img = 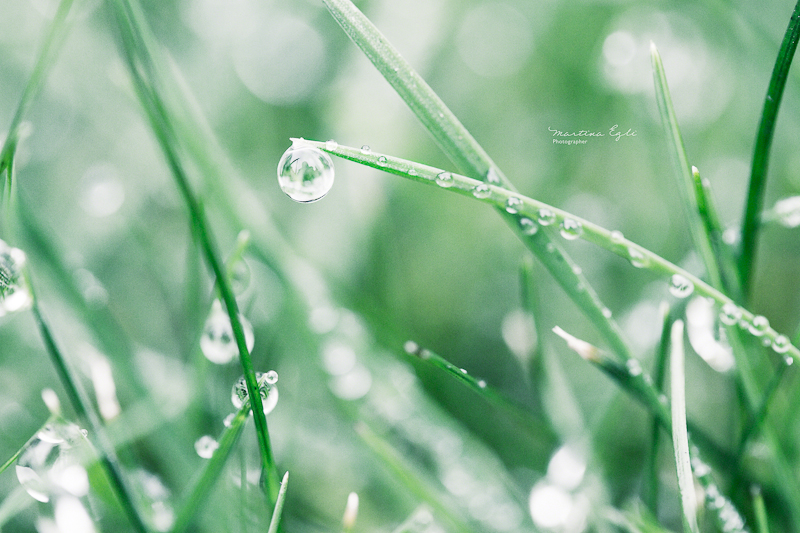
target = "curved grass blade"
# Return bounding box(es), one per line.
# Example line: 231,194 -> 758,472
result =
321,0 -> 634,363
669,320 -> 699,533
109,0 -> 279,502
739,0 -> 800,296
650,43 -> 723,292
267,471 -> 289,533
304,139 -> 800,362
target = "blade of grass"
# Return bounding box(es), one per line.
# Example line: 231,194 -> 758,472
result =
669,320 -> 699,533
304,139 -> 800,362
109,0 -> 279,502
650,43 -> 723,293
321,0 -> 634,363
267,471 -> 289,533
739,0 -> 800,297
752,486 -> 770,533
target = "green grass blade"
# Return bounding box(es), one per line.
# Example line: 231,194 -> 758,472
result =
109,0 -> 279,501
650,43 -> 723,292
267,471 -> 289,533
669,320 -> 699,533
753,486 -> 770,533
645,303 -> 672,514
170,406 -> 250,533
739,0 -> 800,296
321,0 -> 633,363
306,139 -> 800,362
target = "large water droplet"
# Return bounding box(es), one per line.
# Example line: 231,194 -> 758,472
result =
231,372 -> 279,414
472,183 -> 491,199
771,196 -> 800,228
669,274 -> 694,298
194,436 -> 219,459
0,240 -> 32,316
772,335 -> 791,354
199,300 -> 255,364
719,302 -> 742,326
559,219 -> 582,240
505,197 -> 522,214
436,172 -> 454,188
537,208 -> 556,226
518,217 -> 538,235
627,247 -> 648,268
749,316 -> 770,337
276,141 -> 334,203
16,421 -> 88,503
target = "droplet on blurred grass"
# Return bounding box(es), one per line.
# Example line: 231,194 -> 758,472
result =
231,372 -> 279,414
194,435 -> 219,459
200,300 -> 255,364
669,274 -> 694,298
537,208 -> 556,226
0,239 -> 32,316
559,219 -> 582,240
277,141 -> 335,203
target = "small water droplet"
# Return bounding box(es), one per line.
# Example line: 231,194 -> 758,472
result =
719,302 -> 742,326
749,315 -> 770,337
408,167 -> 417,176
602,307 -> 612,318
771,335 -> 790,354
264,370 -> 279,385
625,358 -> 642,376
360,145 -> 371,154
231,372 -> 279,414
537,208 -> 556,226
669,274 -> 694,298
277,142 -> 335,203
472,183 -> 491,199
505,197 -> 522,214
572,265 -> 582,275
194,435 -> 219,459
459,368 -> 468,374
403,340 -> 420,354
771,196 -> 800,228
477,380 -> 487,388
627,248 -> 648,268
559,219 -> 582,240
377,155 -> 388,167
325,139 -> 338,151
436,172 -> 454,188
610,230 -> 624,243
785,356 -> 794,366
0,240 -> 32,315
200,300 -> 255,364
16,421 -> 87,503
486,168 -> 501,184
223,413 -> 235,427
518,217 -> 538,235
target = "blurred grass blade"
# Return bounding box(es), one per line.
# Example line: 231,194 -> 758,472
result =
645,302 -> 672,514
267,471 -> 289,533
321,0 -> 634,363
753,486 -> 770,533
170,406 -> 249,533
669,320 -> 699,533
740,0 -> 800,296
650,43 -> 722,291
110,0 -> 279,501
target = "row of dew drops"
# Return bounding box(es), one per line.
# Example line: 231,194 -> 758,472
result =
275,143 -> 795,359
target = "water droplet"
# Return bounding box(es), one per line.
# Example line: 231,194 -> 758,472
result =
771,196 -> 800,228
229,260 -> 252,295
625,358 -> 642,376
200,300 -> 255,364
360,145 -> 371,154
403,340 -> 420,354
377,155 -> 388,167
231,372 -> 279,414
786,356 -> 794,366
486,167 -> 501,184
472,183 -> 491,199
477,380 -> 487,388
559,219 -> 582,240
222,413 -> 235,427
325,139 -> 338,151
602,307 -> 612,318
408,167 -> 417,176
773,335 -> 791,354
610,230 -> 624,243
518,217 -> 538,235
459,368 -> 468,374
436,172 -> 454,188
719,302 -> 742,326
669,274 -> 694,298
546,242 -> 555,253
0,240 -> 32,316
537,208 -> 556,226
16,421 -> 87,502
505,197 -> 522,214
749,315 -> 770,337
194,436 -> 219,459
277,141 -> 335,203
627,247 -> 648,268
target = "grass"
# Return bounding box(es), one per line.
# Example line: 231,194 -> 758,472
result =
1,0 -> 800,532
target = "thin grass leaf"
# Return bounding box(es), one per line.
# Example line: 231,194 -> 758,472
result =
645,303 -> 672,514
752,486 -> 770,533
739,0 -> 800,296
305,139 -> 800,362
109,0 -> 280,501
321,0 -> 634,364
669,320 -> 699,533
267,471 -> 289,533
170,406 -> 250,533
650,43 -> 723,292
